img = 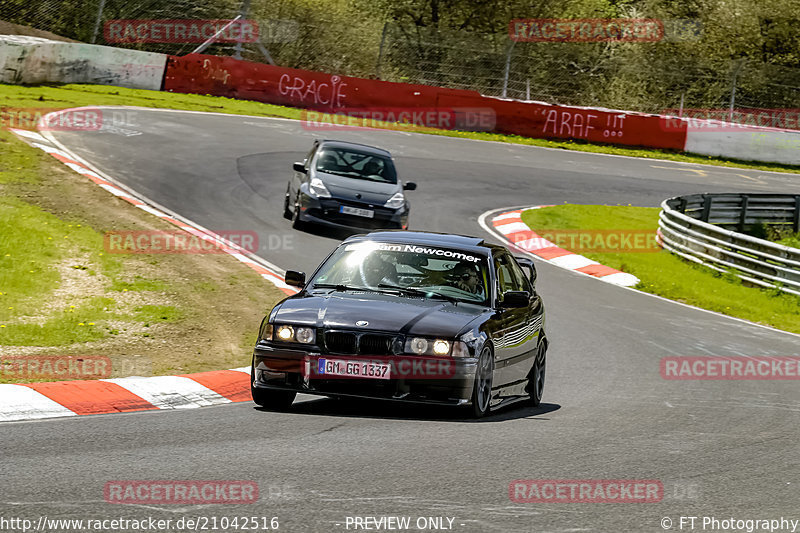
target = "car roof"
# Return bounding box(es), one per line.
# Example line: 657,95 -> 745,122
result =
343,231 -> 506,255
318,139 -> 392,157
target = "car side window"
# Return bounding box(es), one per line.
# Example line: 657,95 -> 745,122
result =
494,253 -> 523,296
304,143 -> 318,170
508,256 -> 532,293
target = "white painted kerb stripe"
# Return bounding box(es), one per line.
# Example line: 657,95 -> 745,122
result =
0,384 -> 77,422
102,376 -> 230,409
549,254 -> 598,270
495,222 -> 529,235
493,211 -> 523,222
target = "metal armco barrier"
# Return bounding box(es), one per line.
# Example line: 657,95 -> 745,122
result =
658,193 -> 800,296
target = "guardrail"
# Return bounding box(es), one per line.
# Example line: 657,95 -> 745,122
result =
658,193 -> 800,296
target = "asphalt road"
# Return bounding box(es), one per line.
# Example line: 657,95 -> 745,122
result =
2,108 -> 799,533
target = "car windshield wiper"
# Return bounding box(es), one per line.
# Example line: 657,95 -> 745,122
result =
377,283 -> 459,305
311,283 -> 376,292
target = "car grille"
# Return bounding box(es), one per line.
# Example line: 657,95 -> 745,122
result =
324,331 -> 395,356
325,332 -> 357,354
359,334 -> 393,356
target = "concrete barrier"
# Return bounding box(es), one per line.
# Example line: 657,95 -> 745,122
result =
0,35 -> 167,91
1,37 -> 797,166
684,127 -> 800,166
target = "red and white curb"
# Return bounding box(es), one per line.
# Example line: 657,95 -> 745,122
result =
9,115 -> 297,296
483,206 -> 640,287
0,367 -> 252,422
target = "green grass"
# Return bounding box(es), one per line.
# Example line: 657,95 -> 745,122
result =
0,194 -> 156,346
521,204 -> 800,334
134,304 -> 183,323
3,83 -> 800,174
776,234 -> 800,248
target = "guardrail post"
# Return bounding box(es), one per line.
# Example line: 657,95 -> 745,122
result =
794,196 -> 800,233
701,195 -> 712,223
679,197 -> 687,213
738,195 -> 749,232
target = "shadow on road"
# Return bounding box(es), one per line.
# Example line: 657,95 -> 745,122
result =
256,397 -> 560,423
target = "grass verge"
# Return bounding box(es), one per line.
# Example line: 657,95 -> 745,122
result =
0,115 -> 285,383
521,204 -> 800,334
2,83 -> 800,175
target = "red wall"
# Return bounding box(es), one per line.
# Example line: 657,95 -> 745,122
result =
164,54 -> 686,150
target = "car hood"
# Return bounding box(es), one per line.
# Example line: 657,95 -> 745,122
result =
314,170 -> 400,203
272,291 -> 488,338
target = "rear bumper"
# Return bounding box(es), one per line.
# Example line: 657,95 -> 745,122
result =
253,342 -> 477,405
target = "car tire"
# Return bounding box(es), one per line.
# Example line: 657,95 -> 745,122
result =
251,362 -> 296,411
283,185 -> 292,220
526,340 -> 546,407
291,195 -> 304,230
470,345 -> 494,418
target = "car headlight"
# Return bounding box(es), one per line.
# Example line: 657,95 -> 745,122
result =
295,327 -> 315,344
405,337 -> 451,356
408,337 -> 428,354
276,325 -> 294,341
273,324 -> 316,344
384,192 -> 405,209
308,177 -> 331,198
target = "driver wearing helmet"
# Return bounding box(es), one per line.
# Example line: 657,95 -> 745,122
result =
453,263 -> 483,295
361,252 -> 398,287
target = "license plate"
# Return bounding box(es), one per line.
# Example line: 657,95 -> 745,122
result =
340,205 -> 374,218
317,358 -> 391,380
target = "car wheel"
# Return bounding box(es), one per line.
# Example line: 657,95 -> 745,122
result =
471,345 -> 494,418
291,195 -> 304,230
251,362 -> 296,411
283,185 -> 292,220
526,340 -> 546,407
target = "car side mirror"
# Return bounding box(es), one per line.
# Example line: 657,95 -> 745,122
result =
403,181 -> 417,191
284,270 -> 306,287
293,162 -> 307,173
500,290 -> 529,308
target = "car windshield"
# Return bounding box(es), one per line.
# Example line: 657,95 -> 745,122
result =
315,148 -> 398,184
308,241 -> 490,305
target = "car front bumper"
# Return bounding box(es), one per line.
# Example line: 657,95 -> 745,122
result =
253,341 -> 477,406
297,194 -> 409,230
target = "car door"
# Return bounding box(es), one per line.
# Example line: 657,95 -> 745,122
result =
504,255 -> 543,388
492,252 -> 530,390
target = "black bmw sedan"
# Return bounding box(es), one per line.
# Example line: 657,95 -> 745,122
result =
283,140 -> 416,231
251,231 -> 547,417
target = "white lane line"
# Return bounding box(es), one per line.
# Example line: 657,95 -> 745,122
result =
101,376 -> 230,409
135,204 -> 166,217
0,385 -> 77,422
98,184 -> 127,196
8,129 -> 47,142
